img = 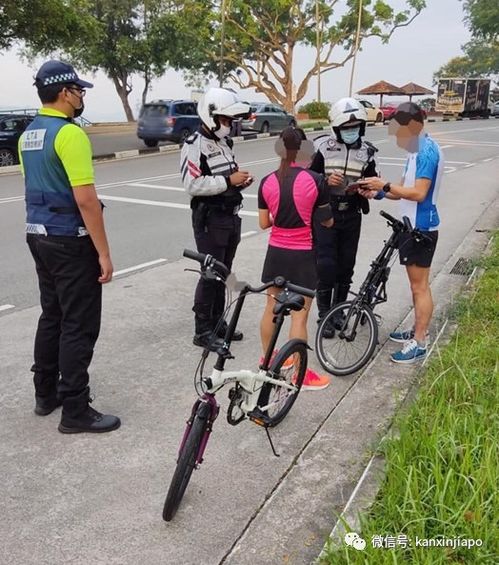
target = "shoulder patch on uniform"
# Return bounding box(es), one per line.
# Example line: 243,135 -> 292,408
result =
364,140 -> 378,153
185,132 -> 199,144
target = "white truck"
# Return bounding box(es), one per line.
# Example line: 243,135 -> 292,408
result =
436,78 -> 492,118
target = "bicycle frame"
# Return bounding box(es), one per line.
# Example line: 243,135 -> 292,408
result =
335,226 -> 402,341
178,279 -> 303,465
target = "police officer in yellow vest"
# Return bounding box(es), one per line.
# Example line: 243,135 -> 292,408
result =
19,60 -> 120,433
310,98 -> 378,337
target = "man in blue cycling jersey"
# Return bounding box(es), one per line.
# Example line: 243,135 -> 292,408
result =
358,102 -> 443,364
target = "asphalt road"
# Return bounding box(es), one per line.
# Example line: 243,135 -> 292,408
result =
0,119 -> 497,564
1,119 -> 498,314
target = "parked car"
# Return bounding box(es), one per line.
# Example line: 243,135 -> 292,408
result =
241,102 -> 296,133
490,100 -> 499,116
0,113 -> 34,166
380,104 -> 398,121
379,103 -> 427,122
358,99 -> 384,123
137,99 -> 199,146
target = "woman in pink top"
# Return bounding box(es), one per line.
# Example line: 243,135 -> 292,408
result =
258,127 -> 333,390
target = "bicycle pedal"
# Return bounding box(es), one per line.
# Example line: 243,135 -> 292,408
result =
248,408 -> 272,427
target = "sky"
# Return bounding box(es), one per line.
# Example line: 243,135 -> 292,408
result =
0,0 -> 471,122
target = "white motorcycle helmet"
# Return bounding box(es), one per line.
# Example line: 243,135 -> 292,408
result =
197,87 -> 250,133
329,97 -> 367,142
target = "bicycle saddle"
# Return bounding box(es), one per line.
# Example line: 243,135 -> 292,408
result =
273,291 -> 305,315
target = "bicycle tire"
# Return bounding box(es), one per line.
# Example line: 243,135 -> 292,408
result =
315,302 -> 378,377
258,339 -> 308,427
162,403 -> 209,521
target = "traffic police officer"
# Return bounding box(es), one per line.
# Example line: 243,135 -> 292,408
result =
181,88 -> 252,349
20,60 -> 120,433
310,97 -> 378,336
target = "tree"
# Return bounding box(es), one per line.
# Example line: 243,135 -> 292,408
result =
434,0 -> 498,81
198,0 -> 426,112
0,0 -> 91,52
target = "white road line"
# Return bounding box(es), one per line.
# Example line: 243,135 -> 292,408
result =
482,157 -> 493,162
98,194 -> 259,216
0,196 -> 24,204
129,183 -> 184,191
0,304 -> 15,312
114,258 -> 167,277
379,156 -> 471,165
432,138 -> 499,147
464,163 -> 475,168
241,230 -> 258,238
431,125 -> 499,135
440,145 -> 454,149
126,183 -> 258,198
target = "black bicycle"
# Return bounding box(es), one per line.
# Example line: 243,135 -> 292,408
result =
163,249 -> 315,521
315,210 -> 430,376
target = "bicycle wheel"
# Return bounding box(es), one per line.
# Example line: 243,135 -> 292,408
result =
162,402 -> 209,521
258,338 -> 308,427
315,302 -> 378,377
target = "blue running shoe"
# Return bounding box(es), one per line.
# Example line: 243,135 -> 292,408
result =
391,339 -> 427,364
389,328 -> 414,343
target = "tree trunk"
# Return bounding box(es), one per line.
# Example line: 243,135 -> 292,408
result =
112,76 -> 135,122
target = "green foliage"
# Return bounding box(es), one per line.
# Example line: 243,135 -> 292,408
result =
0,0 -> 91,51
208,0 -> 426,111
463,0 -> 499,41
322,234 -> 499,564
434,0 -> 499,82
297,101 -> 331,119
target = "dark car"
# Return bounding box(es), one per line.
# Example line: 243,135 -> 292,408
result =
0,114 -> 34,166
241,102 -> 296,133
137,99 -> 199,147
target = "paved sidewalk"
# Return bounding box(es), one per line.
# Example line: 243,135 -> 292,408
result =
0,162 -> 497,564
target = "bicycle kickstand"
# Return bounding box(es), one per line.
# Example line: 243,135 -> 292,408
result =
265,426 -> 280,458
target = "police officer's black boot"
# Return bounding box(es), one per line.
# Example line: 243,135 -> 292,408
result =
58,389 -> 121,434
332,284 -> 350,330
33,369 -> 62,416
215,321 -> 243,341
193,315 -> 224,351
317,289 -> 335,339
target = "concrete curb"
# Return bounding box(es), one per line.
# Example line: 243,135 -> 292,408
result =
318,196 -> 499,560
2,115 -> 497,176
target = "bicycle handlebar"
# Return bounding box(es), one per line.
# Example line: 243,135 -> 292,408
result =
183,249 -> 230,278
379,211 -> 431,244
183,250 -> 315,299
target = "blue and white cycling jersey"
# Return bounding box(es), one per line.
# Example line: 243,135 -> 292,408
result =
399,135 -> 443,231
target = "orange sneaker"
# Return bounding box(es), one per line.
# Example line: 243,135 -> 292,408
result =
259,350 -> 294,369
300,368 -> 330,391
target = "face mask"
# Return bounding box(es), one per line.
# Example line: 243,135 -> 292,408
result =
341,127 -> 360,145
214,124 -> 231,139
73,102 -> 85,118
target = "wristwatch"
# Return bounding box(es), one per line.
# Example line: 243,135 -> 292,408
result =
382,182 -> 391,193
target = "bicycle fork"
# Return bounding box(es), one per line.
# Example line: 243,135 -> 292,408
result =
177,395 -> 219,467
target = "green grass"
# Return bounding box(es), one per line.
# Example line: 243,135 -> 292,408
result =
322,235 -> 499,564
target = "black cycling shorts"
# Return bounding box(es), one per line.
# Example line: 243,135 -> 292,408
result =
398,230 -> 438,268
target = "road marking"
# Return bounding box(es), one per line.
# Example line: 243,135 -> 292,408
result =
463,163 -> 475,168
482,157 -> 493,162
126,183 -> 258,198
0,304 -> 15,312
98,194 -> 259,216
114,258 -> 167,277
378,156 -> 471,165
432,138 -> 499,147
0,196 -> 24,204
431,125 -> 499,135
440,145 -> 454,149
241,230 -> 258,238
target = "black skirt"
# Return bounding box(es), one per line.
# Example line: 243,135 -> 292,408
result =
261,245 -> 317,290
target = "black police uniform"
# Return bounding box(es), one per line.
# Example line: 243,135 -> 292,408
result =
310,134 -> 378,319
181,127 -> 244,343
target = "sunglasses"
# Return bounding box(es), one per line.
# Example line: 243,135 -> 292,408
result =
67,87 -> 86,98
